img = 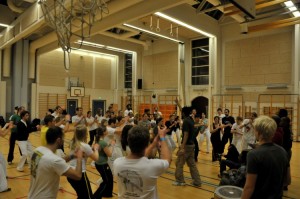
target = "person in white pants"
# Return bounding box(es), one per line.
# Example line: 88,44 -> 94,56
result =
198,112 -> 210,153
16,111 -> 40,172
231,116 -> 243,153
0,123 -> 12,192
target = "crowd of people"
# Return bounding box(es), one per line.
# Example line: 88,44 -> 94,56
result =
0,103 -> 294,199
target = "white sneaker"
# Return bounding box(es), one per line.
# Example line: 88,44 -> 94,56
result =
16,167 -> 24,172
96,177 -> 103,186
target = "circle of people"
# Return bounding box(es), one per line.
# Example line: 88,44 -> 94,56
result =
0,103 -> 293,199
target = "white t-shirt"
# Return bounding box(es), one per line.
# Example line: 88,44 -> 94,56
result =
28,146 -> 70,199
124,109 -> 133,116
114,157 -> 169,199
69,142 -> 93,172
104,126 -> 116,144
51,112 -> 59,118
86,116 -> 98,131
72,115 -> 86,126
231,123 -> 243,138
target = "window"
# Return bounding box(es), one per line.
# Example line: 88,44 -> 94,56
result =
191,38 -> 209,85
124,54 -> 132,88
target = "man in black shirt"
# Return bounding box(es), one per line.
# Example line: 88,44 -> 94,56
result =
173,106 -> 201,187
222,109 -> 235,144
241,116 -> 288,199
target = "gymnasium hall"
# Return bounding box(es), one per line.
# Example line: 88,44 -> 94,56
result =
0,0 -> 299,198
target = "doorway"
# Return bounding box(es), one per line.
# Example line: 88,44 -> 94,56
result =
67,99 -> 78,117
191,96 -> 209,116
92,100 -> 106,116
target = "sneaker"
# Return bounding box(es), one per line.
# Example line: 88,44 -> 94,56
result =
16,167 -> 24,172
192,183 -> 202,187
8,161 -> 12,165
172,181 -> 186,186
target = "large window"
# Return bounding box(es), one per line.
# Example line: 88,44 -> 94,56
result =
124,53 -> 132,88
191,38 -> 209,85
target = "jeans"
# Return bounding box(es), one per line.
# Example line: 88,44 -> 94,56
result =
220,159 -> 240,176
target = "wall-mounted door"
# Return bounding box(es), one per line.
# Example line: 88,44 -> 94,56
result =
67,99 -> 78,117
92,100 -> 106,116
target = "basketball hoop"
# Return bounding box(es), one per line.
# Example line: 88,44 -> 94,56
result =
39,0 -> 109,70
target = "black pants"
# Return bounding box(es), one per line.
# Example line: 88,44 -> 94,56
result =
7,131 -> 22,162
193,138 -> 199,161
220,159 -> 240,176
94,163 -> 113,198
88,129 -> 97,146
67,172 -> 94,199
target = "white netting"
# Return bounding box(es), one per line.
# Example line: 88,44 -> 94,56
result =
39,0 -> 109,69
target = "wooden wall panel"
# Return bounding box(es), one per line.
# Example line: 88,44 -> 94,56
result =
38,93 -> 48,119
142,51 -> 178,89
38,93 -> 67,119
95,57 -> 111,89
81,95 -> 90,113
224,31 -> 292,86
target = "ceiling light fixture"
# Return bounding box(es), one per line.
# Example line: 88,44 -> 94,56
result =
154,12 -> 214,38
0,23 -> 10,28
284,1 -> 300,17
293,11 -> 300,17
123,23 -> 184,43
75,40 -> 134,54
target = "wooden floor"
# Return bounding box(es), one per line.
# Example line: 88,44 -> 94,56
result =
1,130 -> 299,199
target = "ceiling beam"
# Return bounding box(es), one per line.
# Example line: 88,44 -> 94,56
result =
224,0 -> 286,16
248,16 -> 300,32
224,0 -> 268,12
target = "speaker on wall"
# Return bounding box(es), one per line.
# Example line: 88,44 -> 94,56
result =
137,79 -> 142,89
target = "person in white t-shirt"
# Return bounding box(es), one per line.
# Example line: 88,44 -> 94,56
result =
124,104 -> 133,117
241,112 -> 258,150
51,106 -> 62,119
67,125 -> 99,199
231,116 -> 244,153
217,108 -> 225,124
198,112 -> 211,154
114,125 -> 171,199
71,107 -> 87,127
86,111 -> 99,146
28,126 -> 83,199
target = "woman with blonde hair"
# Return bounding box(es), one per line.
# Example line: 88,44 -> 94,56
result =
67,125 -> 99,199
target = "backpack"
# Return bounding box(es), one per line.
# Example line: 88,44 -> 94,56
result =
219,165 -> 246,188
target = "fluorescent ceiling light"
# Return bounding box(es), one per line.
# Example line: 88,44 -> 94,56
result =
76,40 -> 105,48
284,1 -> 300,16
123,23 -> 184,43
288,6 -> 297,11
75,40 -> 134,54
284,1 -> 294,7
0,23 -> 10,28
155,12 -> 214,38
55,48 -> 117,59
293,11 -> 300,17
